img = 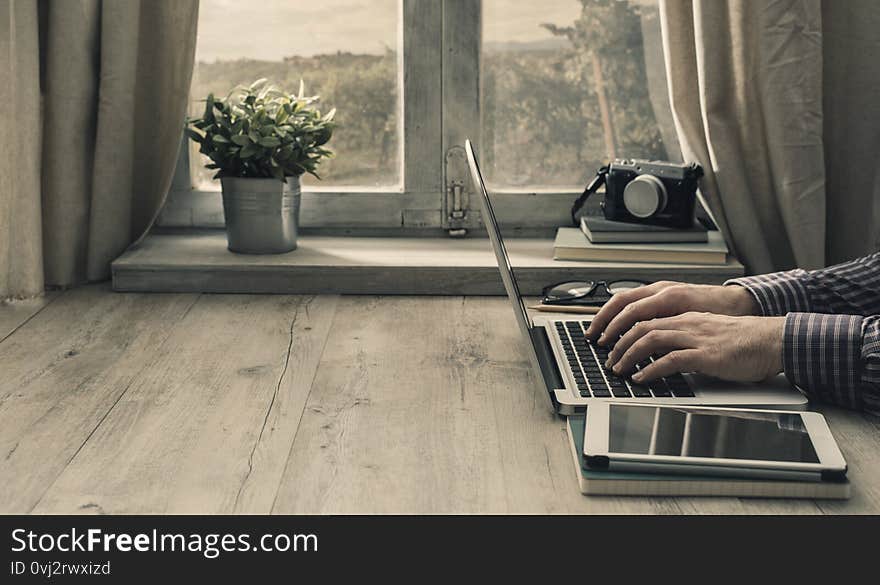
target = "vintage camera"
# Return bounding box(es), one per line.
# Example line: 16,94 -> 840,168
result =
601,159 -> 703,229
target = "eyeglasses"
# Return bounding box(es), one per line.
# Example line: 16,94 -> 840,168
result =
541,279 -> 649,306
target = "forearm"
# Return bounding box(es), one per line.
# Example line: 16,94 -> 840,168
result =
783,313 -> 880,415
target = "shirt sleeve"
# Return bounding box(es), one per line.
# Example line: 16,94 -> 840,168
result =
725,252 -> 880,317
725,252 -> 880,414
783,313 -> 880,415
724,270 -> 811,316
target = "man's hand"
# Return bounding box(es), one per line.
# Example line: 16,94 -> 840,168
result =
605,312 -> 785,383
585,281 -> 760,344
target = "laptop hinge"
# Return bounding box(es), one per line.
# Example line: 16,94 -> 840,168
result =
530,326 -> 565,400
444,145 -> 470,237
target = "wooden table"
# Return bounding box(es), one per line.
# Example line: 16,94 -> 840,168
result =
1,285 -> 878,514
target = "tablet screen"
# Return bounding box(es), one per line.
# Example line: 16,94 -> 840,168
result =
609,404 -> 819,463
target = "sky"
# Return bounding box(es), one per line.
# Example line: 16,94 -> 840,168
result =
196,0 -> 585,61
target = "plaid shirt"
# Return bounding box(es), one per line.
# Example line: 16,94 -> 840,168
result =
726,253 -> 880,415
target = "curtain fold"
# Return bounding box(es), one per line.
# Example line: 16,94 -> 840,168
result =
659,0 -> 826,274
821,0 -> 880,264
0,0 -> 43,298
0,0 -> 198,299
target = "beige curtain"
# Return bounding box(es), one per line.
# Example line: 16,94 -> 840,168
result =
660,0 -> 880,273
0,0 -> 198,299
822,0 -> 880,264
659,0 -> 826,274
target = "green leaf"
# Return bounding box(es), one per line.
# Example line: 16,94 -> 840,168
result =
249,78 -> 268,91
190,78 -> 334,179
184,128 -> 204,143
204,94 -> 214,115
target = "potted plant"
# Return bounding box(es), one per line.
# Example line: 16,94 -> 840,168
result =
185,79 -> 335,254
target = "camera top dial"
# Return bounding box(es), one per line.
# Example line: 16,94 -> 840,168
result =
622,174 -> 668,218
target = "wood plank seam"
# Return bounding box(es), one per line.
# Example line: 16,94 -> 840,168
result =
0,292 -> 65,347
26,294 -> 204,513
232,297 -> 302,511
268,298 -> 343,514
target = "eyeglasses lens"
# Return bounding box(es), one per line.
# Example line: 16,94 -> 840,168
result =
607,280 -> 647,294
546,281 -> 595,299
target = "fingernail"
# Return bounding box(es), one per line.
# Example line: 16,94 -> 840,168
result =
633,372 -> 644,381
613,364 -> 621,374
605,358 -> 613,368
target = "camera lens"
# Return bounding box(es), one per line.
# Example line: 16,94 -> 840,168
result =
623,174 -> 667,218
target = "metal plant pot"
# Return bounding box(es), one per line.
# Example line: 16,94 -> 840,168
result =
220,176 -> 302,254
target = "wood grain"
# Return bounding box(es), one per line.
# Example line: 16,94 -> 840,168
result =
272,296 -> 683,513
0,285 -> 198,513
2,288 -> 876,514
33,294 -> 336,514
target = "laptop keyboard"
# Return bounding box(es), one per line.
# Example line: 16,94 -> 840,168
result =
554,321 -> 694,399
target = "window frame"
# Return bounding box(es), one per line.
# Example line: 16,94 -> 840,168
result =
158,0 -> 596,234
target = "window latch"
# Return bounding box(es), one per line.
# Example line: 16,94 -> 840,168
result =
445,146 -> 470,237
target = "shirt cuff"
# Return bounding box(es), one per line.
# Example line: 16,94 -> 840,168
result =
724,270 -> 811,316
783,312 -> 863,409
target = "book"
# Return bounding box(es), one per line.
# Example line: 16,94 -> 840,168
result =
553,227 -> 729,265
580,215 -> 708,244
565,415 -> 851,498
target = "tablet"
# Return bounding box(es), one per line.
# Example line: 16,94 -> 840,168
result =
583,403 -> 847,482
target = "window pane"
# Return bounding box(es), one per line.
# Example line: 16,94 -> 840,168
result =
481,0 -> 675,188
191,0 -> 400,189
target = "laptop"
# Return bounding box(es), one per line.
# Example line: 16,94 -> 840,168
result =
465,139 -> 808,415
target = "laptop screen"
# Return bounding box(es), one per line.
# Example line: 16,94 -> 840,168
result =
465,140 -> 546,388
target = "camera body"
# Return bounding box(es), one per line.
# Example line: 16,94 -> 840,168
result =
601,159 -> 703,229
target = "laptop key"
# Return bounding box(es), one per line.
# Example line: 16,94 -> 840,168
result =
666,374 -> 694,397
608,378 -> 630,397
591,387 -> 612,398
630,383 -> 652,397
650,382 -> 672,397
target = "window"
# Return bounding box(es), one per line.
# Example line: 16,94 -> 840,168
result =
162,0 -> 674,234
190,0 -> 401,189
482,0 -> 673,188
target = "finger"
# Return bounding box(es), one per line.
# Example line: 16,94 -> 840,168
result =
600,287 -> 692,344
607,313 -> 693,365
586,281 -> 671,340
632,349 -> 704,382
611,330 -> 697,376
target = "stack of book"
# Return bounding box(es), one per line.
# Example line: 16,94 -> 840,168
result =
554,215 -> 729,265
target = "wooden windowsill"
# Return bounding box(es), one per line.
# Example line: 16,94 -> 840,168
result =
112,231 -> 745,295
